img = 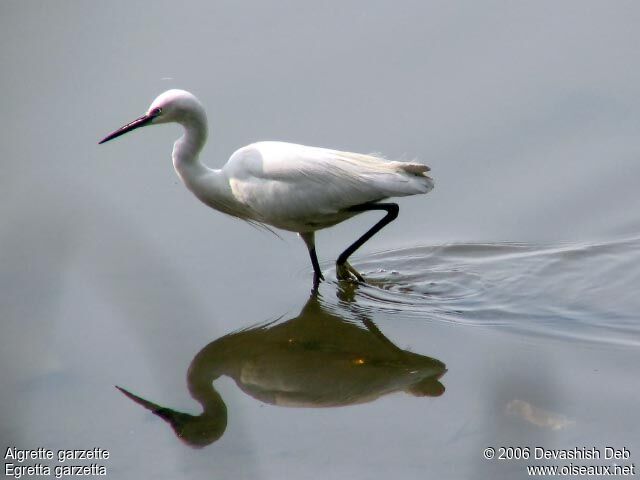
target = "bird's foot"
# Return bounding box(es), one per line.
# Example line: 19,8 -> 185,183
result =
336,261 -> 365,283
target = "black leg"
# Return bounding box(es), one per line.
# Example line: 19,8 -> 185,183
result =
300,232 -> 324,287
336,202 -> 399,280
309,246 -> 324,286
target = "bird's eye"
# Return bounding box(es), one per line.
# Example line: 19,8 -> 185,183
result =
151,107 -> 162,116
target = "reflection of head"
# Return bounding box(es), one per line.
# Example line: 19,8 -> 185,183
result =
153,407 -> 227,448
116,386 -> 227,448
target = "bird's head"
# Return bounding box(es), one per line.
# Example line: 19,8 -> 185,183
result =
99,89 -> 206,144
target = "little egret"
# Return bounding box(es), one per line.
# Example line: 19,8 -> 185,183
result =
99,90 -> 434,285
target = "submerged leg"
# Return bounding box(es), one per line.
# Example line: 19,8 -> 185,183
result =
336,202 -> 399,282
300,231 -> 324,287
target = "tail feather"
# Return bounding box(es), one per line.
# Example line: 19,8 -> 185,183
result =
394,162 -> 431,175
388,161 -> 434,195
408,173 -> 434,194
330,150 -> 434,197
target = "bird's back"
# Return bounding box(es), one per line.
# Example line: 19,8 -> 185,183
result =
223,141 -> 433,231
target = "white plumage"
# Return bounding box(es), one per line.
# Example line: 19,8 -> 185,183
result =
224,142 -> 433,231
99,89 -> 434,285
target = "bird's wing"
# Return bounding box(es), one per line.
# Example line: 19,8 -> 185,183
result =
224,142 -> 433,225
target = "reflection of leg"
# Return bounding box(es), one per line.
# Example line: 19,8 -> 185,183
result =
336,203 -> 399,281
362,318 -> 403,355
300,232 -> 324,287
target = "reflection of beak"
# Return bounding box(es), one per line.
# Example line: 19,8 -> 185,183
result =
115,385 -> 162,411
98,111 -> 157,144
115,385 -> 190,433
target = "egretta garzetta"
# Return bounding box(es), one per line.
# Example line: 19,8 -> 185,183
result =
99,90 -> 433,285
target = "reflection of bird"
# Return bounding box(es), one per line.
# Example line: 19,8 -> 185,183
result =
117,293 -> 446,448
99,90 -> 433,285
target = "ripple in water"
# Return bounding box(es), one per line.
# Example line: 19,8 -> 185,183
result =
345,237 -> 640,347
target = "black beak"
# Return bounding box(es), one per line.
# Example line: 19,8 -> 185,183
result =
98,112 -> 156,144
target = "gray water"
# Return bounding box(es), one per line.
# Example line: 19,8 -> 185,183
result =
2,2 -> 639,479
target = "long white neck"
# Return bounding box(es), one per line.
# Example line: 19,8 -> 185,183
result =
172,112 -> 210,183
171,112 -> 240,217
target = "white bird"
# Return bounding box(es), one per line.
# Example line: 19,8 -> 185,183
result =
99,89 -> 434,286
